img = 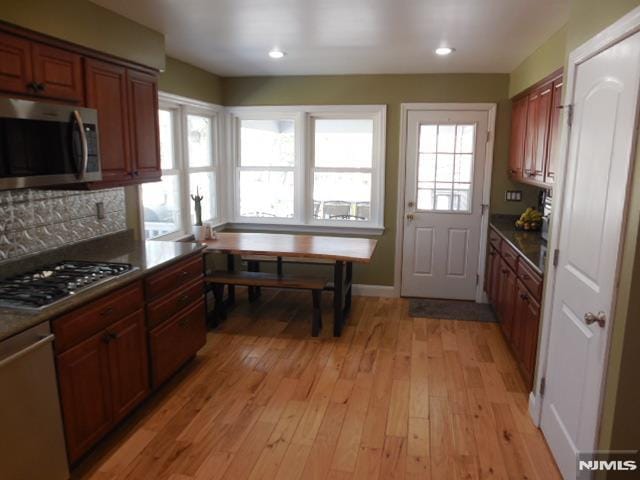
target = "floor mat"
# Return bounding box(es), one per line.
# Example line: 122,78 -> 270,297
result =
408,298 -> 497,322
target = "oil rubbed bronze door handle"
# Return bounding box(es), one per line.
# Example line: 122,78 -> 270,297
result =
584,311 -> 606,328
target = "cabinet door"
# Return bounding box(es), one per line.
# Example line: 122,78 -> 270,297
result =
520,288 -> 541,387
85,59 -> 132,183
0,31 -> 33,95
545,78 -> 563,184
508,95 -> 528,178
31,42 -> 84,102
127,69 -> 161,181
497,260 -> 517,341
532,84 -> 553,182
486,246 -> 501,306
149,300 -> 206,387
523,91 -> 539,180
56,332 -> 113,463
107,309 -> 150,422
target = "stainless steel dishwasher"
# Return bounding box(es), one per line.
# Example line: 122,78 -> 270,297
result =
0,322 -> 69,480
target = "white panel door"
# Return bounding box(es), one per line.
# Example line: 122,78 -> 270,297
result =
401,110 -> 489,299
540,31 -> 640,480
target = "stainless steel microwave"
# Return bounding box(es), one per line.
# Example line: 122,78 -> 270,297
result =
0,98 -> 101,189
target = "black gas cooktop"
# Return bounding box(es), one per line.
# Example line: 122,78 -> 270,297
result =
0,260 -> 136,310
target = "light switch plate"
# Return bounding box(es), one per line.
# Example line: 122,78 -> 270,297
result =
505,190 -> 523,201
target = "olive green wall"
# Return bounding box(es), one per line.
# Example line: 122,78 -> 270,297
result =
0,0 -> 165,70
159,57 -> 223,104
508,25 -> 567,97
222,74 -> 540,285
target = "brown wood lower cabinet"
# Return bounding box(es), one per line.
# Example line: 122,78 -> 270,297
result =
149,300 -> 207,387
54,255 -> 206,463
485,227 -> 543,389
55,299 -> 148,463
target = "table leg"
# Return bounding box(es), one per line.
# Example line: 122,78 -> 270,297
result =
277,256 -> 283,276
333,260 -> 344,336
226,254 -> 236,306
247,260 -> 258,302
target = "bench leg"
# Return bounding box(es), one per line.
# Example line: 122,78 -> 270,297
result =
247,260 -> 262,302
212,283 -> 227,322
312,289 -> 322,337
227,254 -> 236,306
333,261 -> 344,337
345,261 -> 353,314
205,283 -> 218,328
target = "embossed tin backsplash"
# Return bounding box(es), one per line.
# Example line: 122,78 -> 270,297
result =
0,188 -> 126,263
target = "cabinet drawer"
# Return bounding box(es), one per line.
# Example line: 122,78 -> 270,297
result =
517,260 -> 543,301
146,277 -> 204,329
149,300 -> 206,387
53,281 -> 143,352
145,254 -> 203,301
500,241 -> 518,270
489,228 -> 502,250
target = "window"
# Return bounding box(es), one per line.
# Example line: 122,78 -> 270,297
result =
416,123 -> 475,212
229,106 -> 386,230
238,118 -> 296,218
141,94 -> 222,240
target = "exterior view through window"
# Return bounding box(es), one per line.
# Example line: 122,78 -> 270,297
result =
417,123 -> 475,212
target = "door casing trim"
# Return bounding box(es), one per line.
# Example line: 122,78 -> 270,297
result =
531,4 -> 640,444
394,103 -> 496,301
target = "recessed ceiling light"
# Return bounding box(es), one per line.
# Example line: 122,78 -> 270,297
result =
435,47 -> 455,56
268,48 -> 286,59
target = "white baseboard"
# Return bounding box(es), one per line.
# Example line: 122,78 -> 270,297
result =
529,391 -> 541,426
352,284 -> 397,297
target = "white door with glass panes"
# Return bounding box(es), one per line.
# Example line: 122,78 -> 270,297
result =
401,109 -> 489,299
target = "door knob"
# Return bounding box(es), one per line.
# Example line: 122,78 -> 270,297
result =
406,213 -> 415,221
408,201 -> 415,207
584,311 -> 606,328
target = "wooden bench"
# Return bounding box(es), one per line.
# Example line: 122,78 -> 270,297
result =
205,271 -> 327,336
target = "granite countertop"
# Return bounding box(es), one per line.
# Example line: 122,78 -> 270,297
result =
489,215 -> 547,275
0,231 -> 206,342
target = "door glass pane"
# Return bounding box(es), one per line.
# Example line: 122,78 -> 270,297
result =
416,123 -> 476,212
187,115 -> 213,167
158,109 -> 174,170
189,171 -> 216,223
239,170 -> 294,218
314,119 -> 373,168
240,119 -> 295,167
313,172 -> 372,221
141,175 -> 181,239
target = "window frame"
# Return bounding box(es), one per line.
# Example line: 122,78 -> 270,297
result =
226,105 -> 386,233
139,92 -> 224,241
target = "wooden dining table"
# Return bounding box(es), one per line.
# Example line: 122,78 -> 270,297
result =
202,232 -> 377,336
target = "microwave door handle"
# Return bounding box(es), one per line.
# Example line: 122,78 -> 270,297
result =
72,110 -> 88,179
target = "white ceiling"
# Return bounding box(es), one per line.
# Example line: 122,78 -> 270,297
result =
91,0 -> 569,77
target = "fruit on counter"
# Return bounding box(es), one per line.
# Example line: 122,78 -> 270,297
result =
515,207 -> 542,230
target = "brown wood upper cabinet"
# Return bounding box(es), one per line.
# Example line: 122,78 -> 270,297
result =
0,24 -> 162,188
127,70 -> 161,181
85,60 -> 132,184
0,31 -> 83,102
509,71 -> 563,188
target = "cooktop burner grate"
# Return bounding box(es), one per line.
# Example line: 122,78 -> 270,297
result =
0,260 -> 136,310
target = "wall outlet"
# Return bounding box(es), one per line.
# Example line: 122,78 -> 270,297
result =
505,190 -> 522,202
96,202 -> 105,220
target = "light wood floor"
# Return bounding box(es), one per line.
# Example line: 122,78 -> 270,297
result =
74,289 -> 561,480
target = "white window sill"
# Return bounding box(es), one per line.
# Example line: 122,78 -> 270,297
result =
223,221 -> 385,236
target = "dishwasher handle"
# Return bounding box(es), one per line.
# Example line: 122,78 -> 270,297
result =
0,334 -> 55,368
